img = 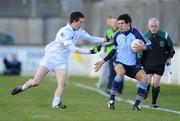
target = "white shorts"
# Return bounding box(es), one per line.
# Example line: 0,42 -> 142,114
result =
39,56 -> 68,71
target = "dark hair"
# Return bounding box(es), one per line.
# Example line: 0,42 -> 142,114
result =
117,13 -> 132,24
70,11 -> 84,23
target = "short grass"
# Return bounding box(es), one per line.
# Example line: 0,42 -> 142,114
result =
0,75 -> 180,121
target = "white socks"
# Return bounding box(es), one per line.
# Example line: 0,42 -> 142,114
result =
52,96 -> 60,108
21,84 -> 28,90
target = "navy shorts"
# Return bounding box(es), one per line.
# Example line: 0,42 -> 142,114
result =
114,62 -> 143,78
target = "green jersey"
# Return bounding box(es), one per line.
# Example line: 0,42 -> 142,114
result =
105,28 -> 120,54
140,30 -> 175,67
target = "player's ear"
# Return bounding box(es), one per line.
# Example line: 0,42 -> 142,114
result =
127,22 -> 131,26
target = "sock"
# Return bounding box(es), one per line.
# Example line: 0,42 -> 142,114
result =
138,82 -> 148,91
109,95 -> 115,101
110,75 -> 123,95
152,86 -> 160,104
21,83 -> 28,90
52,96 -> 60,107
134,88 -> 145,106
134,98 -> 141,106
143,84 -> 151,99
118,78 -> 124,94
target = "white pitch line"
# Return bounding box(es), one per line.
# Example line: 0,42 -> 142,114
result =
32,115 -> 50,119
74,82 -> 180,115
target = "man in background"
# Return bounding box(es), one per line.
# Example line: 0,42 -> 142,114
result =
140,18 -> 175,108
104,16 -> 124,94
3,54 -> 21,75
97,16 -> 124,94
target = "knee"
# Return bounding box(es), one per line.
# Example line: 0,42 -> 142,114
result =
116,70 -> 125,77
115,65 -> 125,76
58,79 -> 66,87
137,74 -> 147,83
152,83 -> 160,88
141,76 -> 147,83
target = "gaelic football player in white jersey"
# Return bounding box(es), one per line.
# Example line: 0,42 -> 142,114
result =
11,11 -> 107,108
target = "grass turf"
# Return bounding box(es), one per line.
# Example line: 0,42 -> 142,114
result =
0,75 -> 180,121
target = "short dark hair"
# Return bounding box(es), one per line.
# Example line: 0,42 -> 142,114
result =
70,11 -> 84,23
118,13 -> 132,24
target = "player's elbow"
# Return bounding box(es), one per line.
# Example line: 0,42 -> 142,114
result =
67,44 -> 77,53
71,48 -> 77,53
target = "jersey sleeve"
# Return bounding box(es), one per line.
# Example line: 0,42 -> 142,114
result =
133,28 -> 152,50
165,33 -> 175,58
133,28 -> 146,42
79,29 -> 105,43
103,48 -> 116,62
113,32 -> 119,46
67,43 -> 90,54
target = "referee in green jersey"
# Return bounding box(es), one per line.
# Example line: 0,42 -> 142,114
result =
140,18 -> 175,108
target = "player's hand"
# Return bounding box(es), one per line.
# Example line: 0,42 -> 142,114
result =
166,58 -> 171,65
105,35 -> 113,42
133,41 -> 145,52
94,60 -> 105,72
90,45 -> 102,54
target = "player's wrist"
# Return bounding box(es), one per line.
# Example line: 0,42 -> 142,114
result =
103,38 -> 107,42
90,45 -> 102,54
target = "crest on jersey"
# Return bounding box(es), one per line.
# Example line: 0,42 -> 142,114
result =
159,41 -> 164,47
61,32 -> 65,37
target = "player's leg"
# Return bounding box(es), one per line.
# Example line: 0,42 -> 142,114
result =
107,59 -> 124,94
108,63 -> 125,110
11,65 -> 49,95
151,74 -> 161,108
106,59 -> 116,93
151,66 -> 164,108
133,69 -> 148,110
143,74 -> 152,99
118,76 -> 124,94
97,62 -> 109,88
143,67 -> 153,99
52,68 -> 68,108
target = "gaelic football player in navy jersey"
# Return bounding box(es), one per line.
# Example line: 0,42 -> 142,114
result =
11,11 -> 107,109
94,13 -> 151,111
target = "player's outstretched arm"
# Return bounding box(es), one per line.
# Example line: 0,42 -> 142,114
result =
67,43 -> 102,54
94,48 -> 116,72
94,60 -> 105,72
80,29 -> 108,44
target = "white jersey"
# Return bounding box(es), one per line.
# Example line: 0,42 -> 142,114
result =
40,24 -> 104,70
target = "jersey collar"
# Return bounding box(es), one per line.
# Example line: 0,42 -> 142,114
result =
122,27 -> 132,36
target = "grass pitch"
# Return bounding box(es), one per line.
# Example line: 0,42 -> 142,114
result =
0,75 -> 180,121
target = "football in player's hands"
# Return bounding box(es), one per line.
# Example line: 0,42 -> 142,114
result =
131,39 -> 144,52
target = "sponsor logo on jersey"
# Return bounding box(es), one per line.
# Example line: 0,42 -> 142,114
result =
61,32 -> 65,37
159,41 -> 164,47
